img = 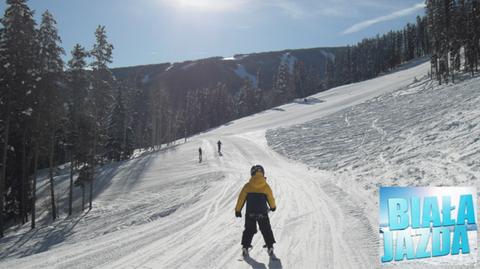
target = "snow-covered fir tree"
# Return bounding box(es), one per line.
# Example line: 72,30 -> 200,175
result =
88,25 -> 115,210
66,43 -> 93,215
236,79 -> 256,117
35,9 -> 65,224
272,62 -> 293,106
0,0 -> 40,235
106,89 -> 134,161
90,25 -> 115,160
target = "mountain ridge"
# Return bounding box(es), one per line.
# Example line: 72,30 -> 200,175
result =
112,46 -> 343,107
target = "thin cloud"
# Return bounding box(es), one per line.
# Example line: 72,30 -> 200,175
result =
147,0 -> 419,21
150,0 -> 249,12
267,0 -> 350,19
152,0 -> 349,18
342,2 -> 425,34
272,0 -> 306,19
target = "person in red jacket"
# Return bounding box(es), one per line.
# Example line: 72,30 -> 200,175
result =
235,165 -> 276,256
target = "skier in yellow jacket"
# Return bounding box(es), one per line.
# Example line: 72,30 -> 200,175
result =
235,165 -> 276,256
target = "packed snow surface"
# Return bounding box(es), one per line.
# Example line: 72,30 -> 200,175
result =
1,59 -> 479,269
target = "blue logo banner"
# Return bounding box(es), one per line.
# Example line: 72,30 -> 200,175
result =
379,187 -> 477,265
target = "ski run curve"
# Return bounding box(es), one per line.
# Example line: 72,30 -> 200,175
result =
4,59 -> 476,269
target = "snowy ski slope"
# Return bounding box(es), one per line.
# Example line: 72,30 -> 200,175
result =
1,59 -> 478,268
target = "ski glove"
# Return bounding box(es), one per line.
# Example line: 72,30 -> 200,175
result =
270,207 -> 276,212
235,211 -> 242,218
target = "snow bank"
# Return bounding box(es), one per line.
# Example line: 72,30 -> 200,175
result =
267,74 -> 480,267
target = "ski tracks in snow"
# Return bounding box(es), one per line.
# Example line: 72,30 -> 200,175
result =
107,133 -> 377,269
7,113 -> 380,269
1,61 -> 432,269
215,132 -> 377,268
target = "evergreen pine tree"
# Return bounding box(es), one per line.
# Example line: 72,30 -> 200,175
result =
272,61 -> 293,106
0,0 -> 40,232
66,43 -> 92,215
88,25 -> 115,210
106,89 -> 133,161
237,79 -> 256,117
293,60 -> 307,98
324,59 -> 335,89
34,9 -> 64,224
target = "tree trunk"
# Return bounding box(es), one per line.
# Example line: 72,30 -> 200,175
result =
472,48 -> 475,76
475,51 -> 478,72
434,56 -> 441,83
25,139 -> 34,223
31,143 -> 39,229
451,52 -> 455,83
151,114 -> 156,149
89,180 -> 93,211
21,130 -> 27,224
81,185 -> 85,211
451,61 -> 455,83
90,119 -> 97,211
444,54 -> 449,84
122,119 -> 127,160
48,131 -> 57,220
430,62 -> 433,79
68,157 -> 74,216
0,114 -> 11,238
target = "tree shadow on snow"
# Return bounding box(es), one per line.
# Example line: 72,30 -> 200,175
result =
0,212 -> 88,260
450,71 -> 480,84
25,212 -> 86,256
90,151 -> 159,200
0,227 -> 40,260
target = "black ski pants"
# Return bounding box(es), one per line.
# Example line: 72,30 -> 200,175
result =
241,214 -> 275,248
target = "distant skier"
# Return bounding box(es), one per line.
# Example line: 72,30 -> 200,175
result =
235,165 -> 276,257
198,147 -> 202,163
217,140 -> 222,155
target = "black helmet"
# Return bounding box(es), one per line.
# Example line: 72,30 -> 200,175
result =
250,165 -> 264,176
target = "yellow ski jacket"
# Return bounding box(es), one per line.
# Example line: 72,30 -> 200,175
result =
235,172 -> 276,213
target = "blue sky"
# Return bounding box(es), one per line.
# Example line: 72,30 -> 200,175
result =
0,0 -> 425,68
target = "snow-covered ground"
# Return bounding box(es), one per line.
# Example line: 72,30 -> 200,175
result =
267,70 -> 480,265
1,59 -> 479,268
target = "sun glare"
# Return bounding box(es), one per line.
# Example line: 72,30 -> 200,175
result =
176,0 -> 243,12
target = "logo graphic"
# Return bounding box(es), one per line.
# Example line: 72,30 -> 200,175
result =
379,187 -> 477,265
